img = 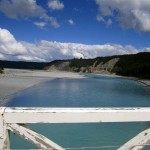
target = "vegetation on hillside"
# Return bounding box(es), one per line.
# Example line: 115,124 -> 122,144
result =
0,67 -> 3,74
113,52 -> 150,79
70,56 -> 118,68
0,60 -> 48,70
69,52 -> 150,79
0,52 -> 150,79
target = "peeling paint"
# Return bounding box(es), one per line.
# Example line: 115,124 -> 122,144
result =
1,107 -> 150,149
8,123 -> 65,150
118,127 -> 150,150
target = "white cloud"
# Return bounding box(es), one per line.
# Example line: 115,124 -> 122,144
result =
142,47 -> 150,52
97,16 -> 105,22
107,19 -> 112,26
0,53 -> 5,60
97,16 -> 112,26
49,17 -> 60,28
34,22 -> 47,28
40,14 -> 60,28
95,0 -> 150,32
0,28 -> 27,56
0,0 -> 45,19
0,0 -> 60,28
68,19 -> 75,25
14,40 -> 143,61
17,55 -> 45,62
0,28 -> 149,62
48,0 -> 64,11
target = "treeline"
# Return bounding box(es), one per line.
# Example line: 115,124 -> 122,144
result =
0,52 -> 150,79
0,67 -> 3,74
113,52 -> 150,79
69,52 -> 150,79
0,60 -> 48,70
70,55 -> 117,68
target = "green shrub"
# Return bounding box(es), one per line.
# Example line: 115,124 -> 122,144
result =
0,67 -> 4,74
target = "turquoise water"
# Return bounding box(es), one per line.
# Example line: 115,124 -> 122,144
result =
5,74 -> 150,149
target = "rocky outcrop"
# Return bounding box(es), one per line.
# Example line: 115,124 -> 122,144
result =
96,58 -> 120,72
70,58 -> 119,74
46,58 -> 120,74
46,61 -> 70,71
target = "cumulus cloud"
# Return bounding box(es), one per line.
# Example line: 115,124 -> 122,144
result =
0,0 -> 60,28
0,28 -> 27,56
0,28 -> 149,62
0,0 -> 45,19
48,0 -> 64,11
68,19 -> 75,25
95,0 -> 150,32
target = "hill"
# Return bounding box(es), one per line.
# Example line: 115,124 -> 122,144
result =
0,52 -> 150,79
45,52 -> 150,79
0,60 -> 48,70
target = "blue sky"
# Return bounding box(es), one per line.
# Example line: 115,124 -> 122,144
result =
0,0 -> 150,61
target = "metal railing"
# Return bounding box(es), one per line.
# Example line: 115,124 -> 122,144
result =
1,107 -> 150,150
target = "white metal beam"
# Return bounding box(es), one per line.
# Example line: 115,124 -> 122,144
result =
118,127 -> 150,150
8,123 -> 65,150
1,107 -> 150,123
1,107 -> 150,149
0,108 -> 10,150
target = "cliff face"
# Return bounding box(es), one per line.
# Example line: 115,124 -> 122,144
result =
94,58 -> 120,73
46,58 -> 120,74
45,61 -> 70,71
68,58 -> 119,74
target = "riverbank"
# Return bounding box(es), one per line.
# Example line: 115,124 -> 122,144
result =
120,76 -> 150,87
0,69 -> 85,105
136,79 -> 150,87
92,72 -> 150,87
0,69 -> 149,106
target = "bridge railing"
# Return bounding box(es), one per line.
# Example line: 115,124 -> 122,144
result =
1,107 -> 150,150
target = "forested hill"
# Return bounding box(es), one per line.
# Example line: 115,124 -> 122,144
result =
0,52 -> 150,79
112,52 -> 150,79
45,52 -> 150,79
0,60 -> 48,70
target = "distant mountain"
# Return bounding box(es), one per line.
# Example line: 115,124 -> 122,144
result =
0,52 -> 150,79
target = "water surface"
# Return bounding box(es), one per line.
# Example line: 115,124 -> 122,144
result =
6,74 -> 150,149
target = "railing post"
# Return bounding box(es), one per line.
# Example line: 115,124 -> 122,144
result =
0,108 -> 10,150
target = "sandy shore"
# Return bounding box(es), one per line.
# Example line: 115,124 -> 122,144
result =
0,69 -> 85,105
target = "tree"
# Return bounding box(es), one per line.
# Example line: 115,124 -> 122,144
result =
0,67 -> 4,74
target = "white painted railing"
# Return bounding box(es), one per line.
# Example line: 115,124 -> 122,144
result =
1,107 -> 150,149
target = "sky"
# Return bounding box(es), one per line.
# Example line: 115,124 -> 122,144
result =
0,0 -> 150,62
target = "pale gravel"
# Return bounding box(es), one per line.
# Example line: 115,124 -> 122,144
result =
0,69 -> 85,105
0,69 -> 149,106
